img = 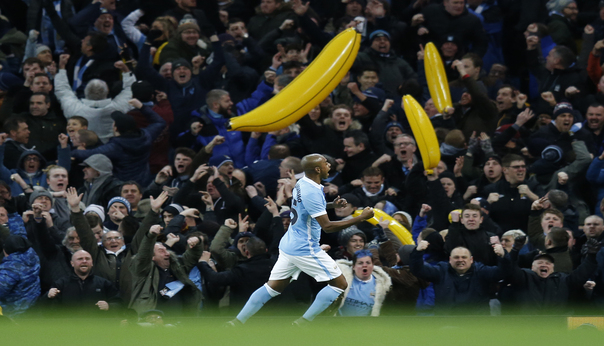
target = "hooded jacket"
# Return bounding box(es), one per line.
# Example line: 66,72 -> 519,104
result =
71,106 -> 166,186
0,146 -> 71,196
0,247 -> 40,317
78,155 -> 123,208
0,215 -> 40,318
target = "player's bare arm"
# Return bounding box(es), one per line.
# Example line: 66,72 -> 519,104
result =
316,207 -> 374,233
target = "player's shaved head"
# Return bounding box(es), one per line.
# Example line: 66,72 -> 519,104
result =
301,154 -> 325,175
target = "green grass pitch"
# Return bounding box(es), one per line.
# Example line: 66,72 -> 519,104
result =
3,315 -> 604,345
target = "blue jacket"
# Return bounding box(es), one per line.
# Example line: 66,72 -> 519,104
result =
191,109 -> 246,168
135,41 -> 225,144
0,146 -> 71,196
181,80 -> 273,168
586,157 -> 604,217
410,249 -> 503,314
0,213 -> 41,317
72,106 -> 166,185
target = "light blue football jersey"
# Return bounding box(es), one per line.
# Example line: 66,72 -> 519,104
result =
279,176 -> 326,256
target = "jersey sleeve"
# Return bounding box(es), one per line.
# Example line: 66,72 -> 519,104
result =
301,185 -> 327,218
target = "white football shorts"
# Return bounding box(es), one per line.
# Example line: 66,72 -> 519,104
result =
269,249 -> 342,282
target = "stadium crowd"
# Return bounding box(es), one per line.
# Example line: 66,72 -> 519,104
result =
2,0 -> 604,324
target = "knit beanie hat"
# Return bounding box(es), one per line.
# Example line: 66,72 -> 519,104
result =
338,227 -> 367,247
84,204 -> 106,222
107,197 -> 131,214
546,0 -> 575,12
29,189 -> 54,207
553,102 -> 574,119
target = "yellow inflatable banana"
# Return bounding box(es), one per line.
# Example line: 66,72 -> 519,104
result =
353,208 -> 415,245
403,95 -> 440,174
424,42 -> 453,113
228,28 -> 361,132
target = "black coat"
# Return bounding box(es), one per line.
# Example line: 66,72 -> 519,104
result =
501,252 -> 597,312
526,48 -> 585,103
482,177 -> 541,232
410,249 -> 503,314
421,4 -> 488,57
25,220 -> 72,293
445,221 -> 498,266
46,273 -> 121,314
197,253 -> 274,310
341,149 -> 378,185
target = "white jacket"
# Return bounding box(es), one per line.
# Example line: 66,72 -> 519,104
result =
54,69 -> 135,143
336,259 -> 392,316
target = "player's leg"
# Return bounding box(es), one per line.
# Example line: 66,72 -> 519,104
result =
234,279 -> 290,323
295,252 -> 347,323
232,252 -> 296,324
299,274 -> 347,322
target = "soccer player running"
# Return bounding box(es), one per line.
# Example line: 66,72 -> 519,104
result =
228,154 -> 375,325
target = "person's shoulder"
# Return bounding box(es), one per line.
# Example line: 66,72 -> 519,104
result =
423,3 -> 442,15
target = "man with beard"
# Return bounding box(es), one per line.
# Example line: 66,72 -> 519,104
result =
583,104 -> 604,153
46,249 -> 121,314
483,154 -> 541,232
192,90 -> 245,168
410,241 -> 504,314
546,0 -> 579,53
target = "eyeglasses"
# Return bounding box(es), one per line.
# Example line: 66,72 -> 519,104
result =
507,165 -> 526,170
106,236 -> 123,242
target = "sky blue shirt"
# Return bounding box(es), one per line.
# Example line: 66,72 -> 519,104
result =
338,275 -> 376,317
279,176 -> 326,256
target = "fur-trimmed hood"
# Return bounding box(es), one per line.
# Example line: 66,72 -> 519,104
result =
336,259 -> 392,316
